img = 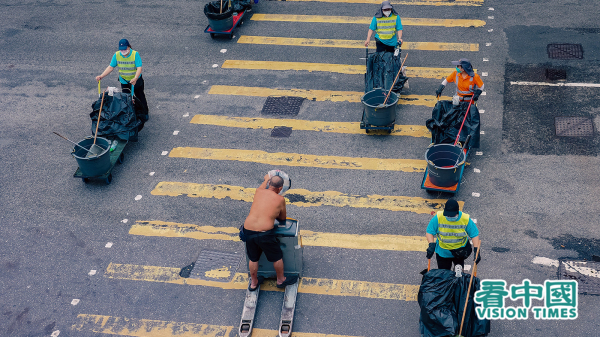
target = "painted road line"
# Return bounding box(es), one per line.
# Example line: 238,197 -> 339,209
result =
278,0 -> 482,6
250,14 -> 485,27
562,260 -> 600,279
169,147 -> 428,173
150,182 -> 460,214
532,256 -> 559,267
72,314 -> 363,337
221,60 -> 460,79
130,220 -> 429,252
190,114 -> 431,137
208,85 -> 449,107
104,263 -> 420,301
510,81 -> 600,88
238,36 -> 479,52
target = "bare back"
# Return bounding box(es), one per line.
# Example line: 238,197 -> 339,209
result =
244,180 -> 286,231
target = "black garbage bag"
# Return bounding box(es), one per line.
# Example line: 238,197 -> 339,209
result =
90,92 -> 141,142
425,100 -> 480,149
365,51 -> 408,94
204,1 -> 233,20
419,269 -> 458,337
454,274 -> 491,337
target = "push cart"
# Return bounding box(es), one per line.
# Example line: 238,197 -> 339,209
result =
73,140 -> 127,185
421,136 -> 471,194
205,11 -> 245,39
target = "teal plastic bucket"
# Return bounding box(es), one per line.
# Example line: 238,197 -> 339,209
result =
361,88 -> 398,126
425,143 -> 465,187
71,137 -> 111,177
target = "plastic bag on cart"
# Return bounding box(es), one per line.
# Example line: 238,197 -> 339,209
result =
454,274 -> 490,337
419,269 -> 458,337
365,51 -> 408,93
204,1 -> 233,20
90,92 -> 141,142
425,100 -> 480,148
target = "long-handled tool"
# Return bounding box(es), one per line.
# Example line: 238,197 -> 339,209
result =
377,53 -> 409,109
53,132 -> 98,156
220,0 -> 223,13
453,97 -> 474,146
457,245 -> 481,337
420,258 -> 431,275
90,87 -> 107,156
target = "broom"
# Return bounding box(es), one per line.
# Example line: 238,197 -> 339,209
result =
456,245 -> 481,337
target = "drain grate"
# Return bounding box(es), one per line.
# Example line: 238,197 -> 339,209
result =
271,126 -> 293,138
558,260 -> 600,295
188,250 -> 241,282
261,96 -> 304,116
545,68 -> 567,81
555,117 -> 594,137
547,44 -> 584,60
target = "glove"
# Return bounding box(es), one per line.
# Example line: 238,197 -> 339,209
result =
473,89 -> 482,101
435,84 -> 445,98
473,247 -> 481,264
426,242 -> 436,259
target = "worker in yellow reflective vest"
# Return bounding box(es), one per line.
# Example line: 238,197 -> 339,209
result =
425,200 -> 481,274
364,1 -> 403,53
95,39 -> 149,118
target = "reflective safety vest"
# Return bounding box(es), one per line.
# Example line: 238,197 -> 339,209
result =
376,14 -> 398,40
436,211 -> 469,250
455,72 -> 474,98
115,50 -> 138,82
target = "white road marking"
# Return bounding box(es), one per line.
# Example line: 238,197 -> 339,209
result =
194,95 -> 200,98
476,151 -> 483,155
88,270 -> 97,276
488,29 -> 493,32
472,219 -> 477,223
105,242 -> 113,248
563,261 -> 600,279
71,299 -> 80,305
480,110 -> 485,113
212,64 -> 219,68
149,172 -> 155,176
464,265 -> 472,271
481,91 -> 486,95
480,131 -> 485,134
51,331 -> 60,337
532,256 -> 559,267
483,58 -> 489,62
485,43 -> 492,47
510,81 -> 600,88
183,113 -> 189,117
161,151 -> 168,156
482,72 -> 488,76
488,16 -> 494,19
489,7 -> 494,10
135,195 -> 142,201
472,192 -> 481,197
220,49 -> 227,53
474,168 -> 481,173
173,131 -> 180,135
121,219 -> 128,224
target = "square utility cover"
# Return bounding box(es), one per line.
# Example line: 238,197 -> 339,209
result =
555,117 -> 594,137
558,260 -> 600,295
189,250 -> 241,282
261,96 -> 304,116
547,43 -> 583,60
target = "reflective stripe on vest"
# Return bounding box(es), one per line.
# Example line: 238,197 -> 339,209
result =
116,50 -> 138,81
455,72 -> 475,97
376,14 -> 397,40
436,211 -> 469,250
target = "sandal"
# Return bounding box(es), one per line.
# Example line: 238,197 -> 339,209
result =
248,276 -> 264,291
276,275 -> 299,288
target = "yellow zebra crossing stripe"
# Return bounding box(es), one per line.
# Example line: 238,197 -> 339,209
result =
190,114 -> 431,137
130,220 -> 429,252
208,85 -> 449,107
280,0 -> 482,5
104,263 -> 420,301
169,147 -> 427,173
72,314 -> 362,337
150,182 -> 460,214
221,60 -> 459,79
238,36 -> 479,52
250,14 -> 486,27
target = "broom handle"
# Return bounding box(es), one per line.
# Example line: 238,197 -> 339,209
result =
382,53 -> 408,106
93,89 -> 106,147
220,0 -> 223,13
427,259 -> 431,272
458,244 -> 481,337
453,97 -> 474,146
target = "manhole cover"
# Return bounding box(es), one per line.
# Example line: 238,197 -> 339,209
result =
545,68 -> 567,81
547,43 -> 583,60
261,96 -> 304,116
555,117 -> 594,137
188,250 -> 241,282
271,126 -> 293,138
558,260 -> 600,294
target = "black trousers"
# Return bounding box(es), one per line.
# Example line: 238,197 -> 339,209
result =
376,39 -> 396,53
121,75 -> 149,114
436,254 -> 465,270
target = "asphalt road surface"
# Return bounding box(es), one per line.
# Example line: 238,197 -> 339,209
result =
2,0 -> 600,336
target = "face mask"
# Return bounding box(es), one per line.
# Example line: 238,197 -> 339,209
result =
383,10 -> 391,16
445,215 -> 459,221
121,50 -> 129,56
456,67 -> 461,73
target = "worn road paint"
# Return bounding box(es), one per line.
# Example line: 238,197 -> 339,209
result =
476,151 -> 483,155
130,220 -> 429,252
480,131 -> 485,134
485,43 -> 491,46
220,49 -> 227,53
149,172 -> 155,176
481,92 -> 486,95
472,192 -> 480,197
173,131 -> 179,135
150,182 -> 459,214
474,168 -> 481,173
532,256 -> 559,267
250,14 -> 485,27
134,195 -> 142,201
104,263 -> 420,301
483,58 -> 489,61
488,16 -> 494,19
71,299 -> 80,305
472,219 -> 477,224
121,219 -> 128,223
488,29 -> 493,32
212,64 -> 218,68
208,85 -> 448,107
88,270 -> 97,276
161,151 -> 168,155
510,81 -> 600,88
480,110 -> 485,113
489,7 -> 494,10
190,114 -> 431,137
277,0 -> 483,6
71,314 -> 233,337
482,72 -> 488,76
51,331 -> 60,337
183,113 -> 189,117
105,242 -> 113,248
238,36 -> 479,52
222,60 -> 465,79
562,261 -> 600,278
194,95 -> 200,98
169,147 -> 427,172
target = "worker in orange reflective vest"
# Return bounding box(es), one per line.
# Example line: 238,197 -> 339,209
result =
435,58 -> 484,104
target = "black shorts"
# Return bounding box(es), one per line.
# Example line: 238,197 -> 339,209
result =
244,228 -> 283,263
376,39 -> 396,53
436,254 -> 465,270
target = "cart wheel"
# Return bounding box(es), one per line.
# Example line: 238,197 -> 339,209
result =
105,173 -> 113,185
210,33 -> 216,39
386,129 -> 392,134
227,34 -> 234,40
82,178 -> 89,184
118,153 -> 124,164
365,129 -> 370,134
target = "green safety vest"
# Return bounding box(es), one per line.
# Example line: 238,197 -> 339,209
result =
376,14 -> 398,40
436,211 -> 469,250
115,50 -> 138,82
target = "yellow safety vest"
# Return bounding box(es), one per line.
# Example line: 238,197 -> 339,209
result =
376,14 -> 397,40
436,211 -> 469,250
115,50 -> 138,82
